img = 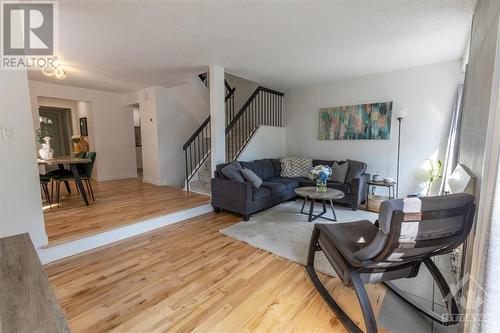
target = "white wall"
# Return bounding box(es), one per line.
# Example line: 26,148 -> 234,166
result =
239,126 -> 286,161
29,81 -> 137,181
285,60 -> 464,197
226,73 -> 259,113
0,71 -> 47,247
126,79 -> 209,186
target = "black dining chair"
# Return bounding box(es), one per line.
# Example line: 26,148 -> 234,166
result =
39,174 -> 52,207
305,193 -> 475,333
51,152 -> 97,204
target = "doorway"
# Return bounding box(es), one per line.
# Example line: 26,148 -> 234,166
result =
132,105 -> 143,178
39,107 -> 72,171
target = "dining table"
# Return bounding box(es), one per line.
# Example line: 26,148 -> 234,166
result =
38,155 -> 92,206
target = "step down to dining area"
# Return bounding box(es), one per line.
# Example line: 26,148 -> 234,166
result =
38,178 -> 212,264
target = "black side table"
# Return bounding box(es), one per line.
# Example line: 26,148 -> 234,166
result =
366,180 -> 396,200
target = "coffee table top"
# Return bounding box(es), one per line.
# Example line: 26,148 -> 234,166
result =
295,186 -> 345,200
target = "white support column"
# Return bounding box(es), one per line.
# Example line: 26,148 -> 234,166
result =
209,65 -> 225,176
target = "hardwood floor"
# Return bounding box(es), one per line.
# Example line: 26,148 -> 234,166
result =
45,212 -> 388,333
43,178 -> 210,245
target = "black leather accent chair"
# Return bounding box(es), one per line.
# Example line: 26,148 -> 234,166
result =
306,193 -> 475,333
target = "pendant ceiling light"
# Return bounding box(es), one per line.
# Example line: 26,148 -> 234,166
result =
42,57 -> 67,79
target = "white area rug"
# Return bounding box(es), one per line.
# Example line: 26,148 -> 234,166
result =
220,200 -> 377,277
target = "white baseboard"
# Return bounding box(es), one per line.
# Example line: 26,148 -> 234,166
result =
37,203 -> 212,265
142,177 -> 166,186
97,173 -> 138,182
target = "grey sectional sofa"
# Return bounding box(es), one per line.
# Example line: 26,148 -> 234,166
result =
211,158 -> 369,220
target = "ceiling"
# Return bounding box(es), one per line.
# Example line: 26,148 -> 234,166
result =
27,0 -> 476,93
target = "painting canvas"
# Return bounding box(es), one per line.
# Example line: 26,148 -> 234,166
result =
319,101 -> 393,140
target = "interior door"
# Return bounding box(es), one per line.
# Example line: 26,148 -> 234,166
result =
39,107 -> 71,171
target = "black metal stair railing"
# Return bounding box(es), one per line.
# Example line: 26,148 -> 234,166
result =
183,77 -> 283,192
183,74 -> 235,191
225,86 -> 284,162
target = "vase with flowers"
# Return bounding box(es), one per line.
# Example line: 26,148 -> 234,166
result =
35,127 -> 54,159
310,165 -> 332,193
71,135 -> 82,153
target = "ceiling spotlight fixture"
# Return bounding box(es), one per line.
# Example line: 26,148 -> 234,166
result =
42,57 -> 67,79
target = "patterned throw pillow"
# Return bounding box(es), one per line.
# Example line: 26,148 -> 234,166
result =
280,157 -> 313,177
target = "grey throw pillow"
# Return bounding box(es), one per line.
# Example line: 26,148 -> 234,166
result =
331,161 -> 349,183
345,159 -> 367,183
241,168 -> 263,188
221,161 -> 244,182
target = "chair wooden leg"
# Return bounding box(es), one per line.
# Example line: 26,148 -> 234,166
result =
56,181 -> 61,205
42,184 -> 51,207
305,228 -> 377,333
86,180 -> 95,201
385,258 -> 460,326
350,270 -> 378,333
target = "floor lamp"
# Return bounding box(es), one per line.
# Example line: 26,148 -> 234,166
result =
396,116 -> 403,198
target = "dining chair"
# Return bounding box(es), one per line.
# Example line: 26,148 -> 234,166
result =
39,174 -> 52,207
47,151 -> 87,197
51,152 -> 97,205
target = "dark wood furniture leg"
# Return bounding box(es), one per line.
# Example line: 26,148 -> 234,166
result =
329,200 -> 337,221
384,257 -> 460,325
308,197 -> 315,222
70,164 -> 89,206
306,228 -> 377,333
58,164 -> 71,193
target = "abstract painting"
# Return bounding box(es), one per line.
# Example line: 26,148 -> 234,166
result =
319,101 -> 393,140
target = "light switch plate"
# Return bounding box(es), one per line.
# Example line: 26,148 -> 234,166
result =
1,126 -> 14,140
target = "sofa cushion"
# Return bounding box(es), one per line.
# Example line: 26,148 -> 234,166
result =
295,177 -> 316,187
221,161 -> 244,182
241,168 -> 263,188
266,177 -> 300,191
280,157 -> 313,177
345,159 -> 367,183
252,187 -> 271,200
270,159 -> 282,177
331,161 -> 349,183
327,181 -> 350,194
261,181 -> 286,194
241,159 -> 275,180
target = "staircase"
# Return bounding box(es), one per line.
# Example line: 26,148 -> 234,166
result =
183,74 -> 284,195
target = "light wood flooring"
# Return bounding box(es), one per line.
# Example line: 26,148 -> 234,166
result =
43,178 -> 210,245
45,212 -> 388,333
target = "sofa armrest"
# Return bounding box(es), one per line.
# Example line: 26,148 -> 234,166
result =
350,173 -> 370,195
211,177 -> 252,203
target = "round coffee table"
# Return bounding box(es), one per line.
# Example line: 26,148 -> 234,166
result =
294,187 -> 345,222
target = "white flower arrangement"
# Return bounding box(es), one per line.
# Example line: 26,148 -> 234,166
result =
309,165 -> 332,182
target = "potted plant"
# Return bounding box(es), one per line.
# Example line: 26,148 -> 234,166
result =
310,165 -> 332,193
35,126 -> 54,159
425,159 -> 443,196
